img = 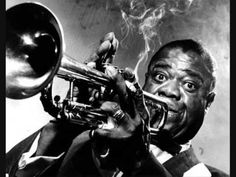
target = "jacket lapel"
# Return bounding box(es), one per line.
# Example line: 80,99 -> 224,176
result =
6,129 -> 42,177
163,147 -> 200,177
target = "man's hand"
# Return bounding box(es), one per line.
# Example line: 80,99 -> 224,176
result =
39,32 -> 150,173
40,82 -> 61,118
69,32 -> 119,104
40,32 -> 119,118
85,32 -> 119,70
91,66 -> 150,173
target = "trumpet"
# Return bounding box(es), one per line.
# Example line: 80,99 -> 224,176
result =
6,2 -> 168,135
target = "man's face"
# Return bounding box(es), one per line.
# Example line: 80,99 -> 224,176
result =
143,48 -> 214,143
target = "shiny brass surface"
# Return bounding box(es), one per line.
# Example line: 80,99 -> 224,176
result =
6,2 -> 168,133
6,2 -> 64,99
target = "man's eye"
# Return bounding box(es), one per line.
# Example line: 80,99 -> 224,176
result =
154,73 -> 167,82
183,82 -> 197,91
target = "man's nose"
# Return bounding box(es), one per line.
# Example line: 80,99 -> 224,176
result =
157,80 -> 181,101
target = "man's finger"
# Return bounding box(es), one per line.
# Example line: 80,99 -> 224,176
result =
100,101 -> 128,124
101,32 -> 115,43
86,40 -> 111,63
85,32 -> 118,64
99,32 -> 118,60
93,128 -> 122,139
104,38 -> 119,64
96,40 -> 112,57
112,38 -> 119,51
100,101 -> 120,115
92,101 -> 130,139
105,65 -> 130,111
132,82 -> 149,122
123,67 -> 136,83
122,69 -> 149,122
86,61 -> 96,69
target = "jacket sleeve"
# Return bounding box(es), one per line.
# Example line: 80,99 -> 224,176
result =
6,129 -> 42,177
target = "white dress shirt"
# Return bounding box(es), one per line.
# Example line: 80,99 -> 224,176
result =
16,133 -> 212,177
150,142 -> 212,177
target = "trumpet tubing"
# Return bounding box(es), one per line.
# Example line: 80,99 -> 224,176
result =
6,2 -> 168,133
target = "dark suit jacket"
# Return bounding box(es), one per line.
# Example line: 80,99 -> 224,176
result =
6,122 -> 229,177
6,122 -> 172,177
163,146 -> 229,177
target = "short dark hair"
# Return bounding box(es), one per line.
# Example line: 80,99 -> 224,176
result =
148,39 -> 216,91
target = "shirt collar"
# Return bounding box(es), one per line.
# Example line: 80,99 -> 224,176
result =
150,140 -> 192,164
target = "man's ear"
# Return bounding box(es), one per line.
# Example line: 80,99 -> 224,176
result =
205,92 -> 216,109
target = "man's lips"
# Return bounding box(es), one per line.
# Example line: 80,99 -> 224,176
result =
168,107 -> 179,113
167,104 -> 183,113
149,103 -> 184,130
166,105 -> 184,121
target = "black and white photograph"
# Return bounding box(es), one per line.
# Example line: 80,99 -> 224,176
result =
6,0 -> 230,176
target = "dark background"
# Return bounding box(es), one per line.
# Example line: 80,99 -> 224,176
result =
6,0 -> 229,173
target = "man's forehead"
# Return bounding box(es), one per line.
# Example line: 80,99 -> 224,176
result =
165,48 -> 201,62
152,48 -> 204,68
149,48 -> 213,80
166,48 -> 187,58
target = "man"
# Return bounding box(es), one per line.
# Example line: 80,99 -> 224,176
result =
6,34 -> 229,177
6,32 -> 172,177
142,39 -> 229,177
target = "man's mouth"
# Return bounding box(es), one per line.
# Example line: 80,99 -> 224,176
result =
168,107 -> 179,113
167,104 -> 183,114
166,105 -> 184,121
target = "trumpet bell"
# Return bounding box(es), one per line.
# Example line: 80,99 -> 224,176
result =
6,2 -> 64,99
6,2 -> 168,132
